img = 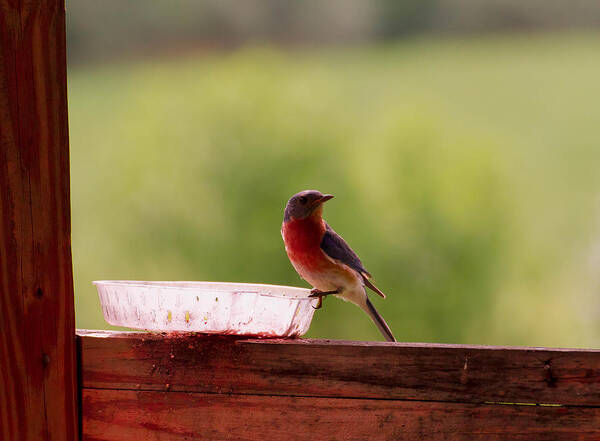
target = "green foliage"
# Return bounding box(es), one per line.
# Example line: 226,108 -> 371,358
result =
70,33 -> 600,346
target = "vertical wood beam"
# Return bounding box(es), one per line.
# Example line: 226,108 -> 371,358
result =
0,0 -> 78,440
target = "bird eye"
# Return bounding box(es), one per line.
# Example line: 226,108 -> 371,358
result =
299,196 -> 307,204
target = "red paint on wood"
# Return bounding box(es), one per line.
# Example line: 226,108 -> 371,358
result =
82,388 -> 600,441
0,1 -> 77,440
78,330 -> 600,406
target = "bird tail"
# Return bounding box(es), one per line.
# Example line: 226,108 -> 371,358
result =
363,297 -> 396,342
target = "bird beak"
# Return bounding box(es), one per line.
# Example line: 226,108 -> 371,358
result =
315,194 -> 334,205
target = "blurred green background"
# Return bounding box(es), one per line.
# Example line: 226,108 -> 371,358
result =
68,1 -> 600,347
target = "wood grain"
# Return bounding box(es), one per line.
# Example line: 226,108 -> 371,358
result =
0,1 -> 77,440
78,330 -> 600,406
82,388 -> 600,441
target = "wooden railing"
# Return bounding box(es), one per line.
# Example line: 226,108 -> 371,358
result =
78,330 -> 600,440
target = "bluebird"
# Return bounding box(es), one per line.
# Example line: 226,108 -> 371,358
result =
281,190 -> 396,342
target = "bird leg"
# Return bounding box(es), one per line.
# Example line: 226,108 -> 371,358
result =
309,288 -> 339,298
309,289 -> 339,310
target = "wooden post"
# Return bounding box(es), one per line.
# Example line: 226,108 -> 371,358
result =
0,1 -> 78,440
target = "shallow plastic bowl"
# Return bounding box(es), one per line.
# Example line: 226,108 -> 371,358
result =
94,281 -> 318,337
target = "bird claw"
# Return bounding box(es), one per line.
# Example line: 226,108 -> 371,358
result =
311,296 -> 323,310
310,289 -> 323,309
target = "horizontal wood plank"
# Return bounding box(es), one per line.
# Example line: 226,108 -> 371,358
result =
78,330 -> 600,406
82,388 -> 600,441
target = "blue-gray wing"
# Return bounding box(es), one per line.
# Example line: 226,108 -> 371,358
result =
320,223 -> 370,277
321,223 -> 387,298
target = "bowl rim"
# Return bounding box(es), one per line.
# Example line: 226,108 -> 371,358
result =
93,280 -> 314,300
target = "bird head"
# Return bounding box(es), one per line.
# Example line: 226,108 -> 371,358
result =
284,190 -> 334,222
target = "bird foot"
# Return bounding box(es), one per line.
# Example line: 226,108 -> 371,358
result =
309,289 -> 339,310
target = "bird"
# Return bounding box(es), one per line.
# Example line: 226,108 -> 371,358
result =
281,190 -> 396,342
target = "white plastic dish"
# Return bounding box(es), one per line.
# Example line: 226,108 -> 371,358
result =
94,280 -> 318,337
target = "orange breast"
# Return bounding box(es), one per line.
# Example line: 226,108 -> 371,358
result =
282,216 -> 361,291
281,216 -> 330,273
